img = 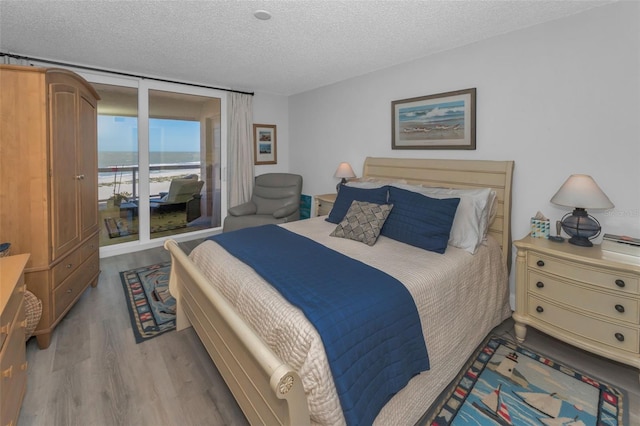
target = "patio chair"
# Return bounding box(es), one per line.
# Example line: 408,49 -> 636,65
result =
150,176 -> 204,217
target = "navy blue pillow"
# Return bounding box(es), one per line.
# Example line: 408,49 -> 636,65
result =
381,186 -> 460,254
326,185 -> 389,224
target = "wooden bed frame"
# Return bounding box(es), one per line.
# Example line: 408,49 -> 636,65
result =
164,157 -> 514,426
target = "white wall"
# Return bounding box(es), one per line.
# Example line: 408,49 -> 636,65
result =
253,91 -> 290,174
289,1 -> 640,281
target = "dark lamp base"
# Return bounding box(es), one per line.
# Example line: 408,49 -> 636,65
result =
567,236 -> 593,247
560,208 -> 601,248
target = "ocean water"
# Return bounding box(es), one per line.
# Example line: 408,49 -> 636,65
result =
99,151 -> 200,169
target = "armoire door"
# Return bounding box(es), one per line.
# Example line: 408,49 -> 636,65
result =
78,92 -> 98,240
49,81 -> 81,260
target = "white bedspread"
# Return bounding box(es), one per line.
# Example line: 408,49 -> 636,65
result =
188,217 -> 511,425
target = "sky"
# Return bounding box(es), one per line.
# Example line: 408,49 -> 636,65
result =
98,116 -> 200,152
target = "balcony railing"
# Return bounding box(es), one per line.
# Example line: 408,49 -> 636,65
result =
98,163 -> 200,202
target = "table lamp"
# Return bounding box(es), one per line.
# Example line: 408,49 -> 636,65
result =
334,162 -> 356,192
550,174 -> 614,247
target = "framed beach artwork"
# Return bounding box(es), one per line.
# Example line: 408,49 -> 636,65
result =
392,88 -> 476,150
253,124 -> 277,165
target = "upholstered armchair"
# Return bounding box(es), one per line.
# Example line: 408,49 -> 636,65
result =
223,173 -> 303,232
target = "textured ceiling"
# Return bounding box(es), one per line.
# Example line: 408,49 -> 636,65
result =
0,0 -> 612,95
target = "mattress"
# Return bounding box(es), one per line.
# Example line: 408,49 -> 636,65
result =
188,216 -> 511,425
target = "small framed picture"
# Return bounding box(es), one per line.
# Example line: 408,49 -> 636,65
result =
392,88 -> 476,150
253,124 -> 277,165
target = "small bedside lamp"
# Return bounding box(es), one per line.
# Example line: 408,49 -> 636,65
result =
334,162 -> 356,192
550,174 -> 614,247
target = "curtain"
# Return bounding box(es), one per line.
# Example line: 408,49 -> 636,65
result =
227,92 -> 254,208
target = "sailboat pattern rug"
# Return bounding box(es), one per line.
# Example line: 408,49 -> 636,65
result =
418,335 -> 627,426
119,262 -> 176,343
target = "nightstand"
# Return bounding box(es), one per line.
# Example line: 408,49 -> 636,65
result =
513,235 -> 640,379
314,193 -> 337,217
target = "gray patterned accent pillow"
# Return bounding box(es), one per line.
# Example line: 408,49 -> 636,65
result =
330,201 -> 393,246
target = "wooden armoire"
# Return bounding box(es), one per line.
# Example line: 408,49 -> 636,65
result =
0,65 -> 100,349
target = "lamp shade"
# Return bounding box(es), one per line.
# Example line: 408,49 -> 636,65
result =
550,174 -> 614,210
334,162 -> 356,179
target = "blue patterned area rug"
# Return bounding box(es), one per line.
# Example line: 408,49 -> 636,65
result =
119,262 -> 175,343
417,335 -> 627,426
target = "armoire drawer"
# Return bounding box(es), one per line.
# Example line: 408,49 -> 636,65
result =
528,253 -> 639,294
528,271 -> 639,324
527,295 -> 639,354
52,250 -> 82,289
53,253 -> 99,319
80,234 -> 99,263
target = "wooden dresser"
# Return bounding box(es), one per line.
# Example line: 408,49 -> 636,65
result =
1,254 -> 30,426
513,235 -> 640,378
0,65 -> 101,349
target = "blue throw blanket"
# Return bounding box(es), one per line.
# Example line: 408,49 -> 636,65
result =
209,225 -> 430,425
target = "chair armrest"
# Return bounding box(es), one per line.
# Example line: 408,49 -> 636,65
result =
228,202 -> 257,217
272,204 -> 298,219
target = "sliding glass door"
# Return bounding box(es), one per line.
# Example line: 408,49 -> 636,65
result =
147,89 -> 221,240
94,83 -> 139,245
86,74 -> 225,252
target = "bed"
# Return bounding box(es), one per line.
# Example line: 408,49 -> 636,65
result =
165,157 -> 514,425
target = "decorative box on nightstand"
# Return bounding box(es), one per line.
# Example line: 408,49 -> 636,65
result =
314,193 -> 337,217
513,235 -> 640,379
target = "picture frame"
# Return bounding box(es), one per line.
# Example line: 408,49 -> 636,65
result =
391,88 -> 476,150
253,124 -> 277,165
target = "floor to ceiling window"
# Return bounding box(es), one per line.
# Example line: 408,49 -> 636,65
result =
147,89 -> 221,240
85,74 -> 225,255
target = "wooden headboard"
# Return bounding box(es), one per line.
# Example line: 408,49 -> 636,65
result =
362,157 -> 514,268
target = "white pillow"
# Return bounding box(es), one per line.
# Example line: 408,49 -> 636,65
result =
386,184 -> 496,254
345,177 -> 407,189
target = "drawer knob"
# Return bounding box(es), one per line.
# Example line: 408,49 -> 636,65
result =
615,333 -> 625,342
66,263 -> 73,269
615,279 -> 625,288
66,289 -> 73,294
536,306 -> 544,313
1,366 -> 12,379
536,260 -> 545,267
536,281 -> 544,288
615,304 -> 625,313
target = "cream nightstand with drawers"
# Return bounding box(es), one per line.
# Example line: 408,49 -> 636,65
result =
314,193 -> 337,217
513,235 -> 640,379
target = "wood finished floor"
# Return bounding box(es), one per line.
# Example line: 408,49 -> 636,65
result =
19,242 -> 640,425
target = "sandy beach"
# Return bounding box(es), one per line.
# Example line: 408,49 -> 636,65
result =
98,168 -> 199,202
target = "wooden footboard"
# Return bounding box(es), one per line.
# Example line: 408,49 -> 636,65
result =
164,239 -> 310,426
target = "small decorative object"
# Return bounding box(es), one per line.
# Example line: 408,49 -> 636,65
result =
550,174 -> 614,247
392,88 -> 476,150
530,211 -> 550,238
0,242 -> 10,257
253,124 -> 277,165
24,290 -> 43,340
334,162 -> 356,192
